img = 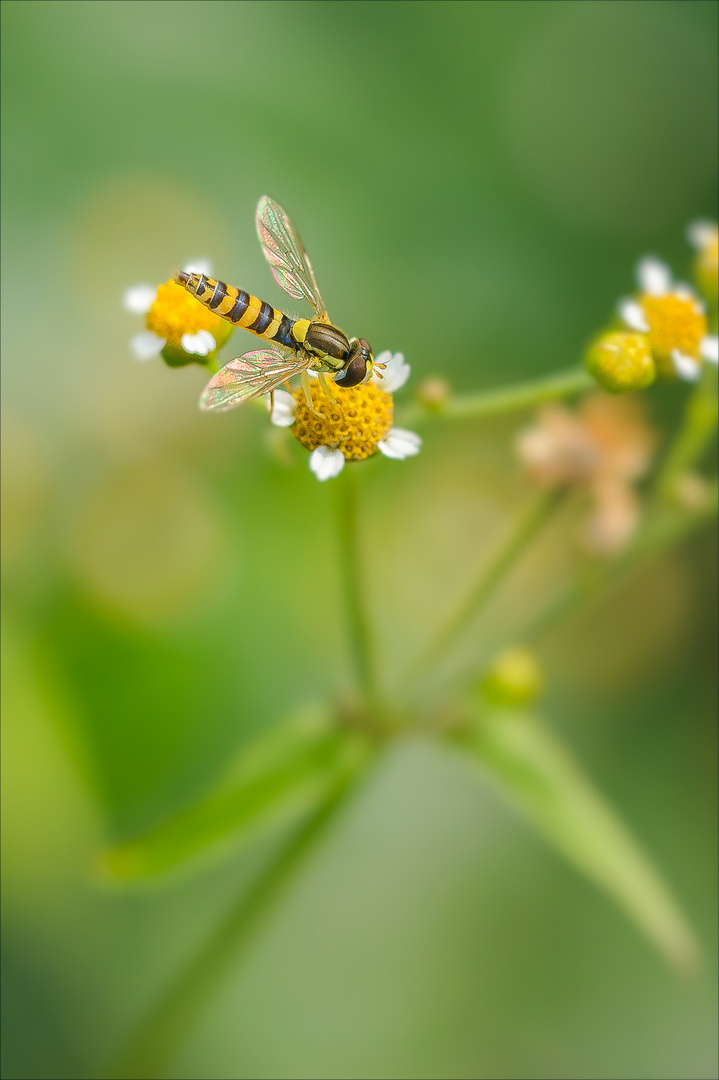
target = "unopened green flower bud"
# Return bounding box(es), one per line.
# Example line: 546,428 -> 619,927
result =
586,332 -> 656,393
417,376 -> 450,410
479,647 -> 543,707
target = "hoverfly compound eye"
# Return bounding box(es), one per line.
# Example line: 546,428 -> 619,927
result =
335,338 -> 374,388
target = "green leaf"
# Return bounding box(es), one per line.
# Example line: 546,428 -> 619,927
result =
454,705 -> 700,973
99,706 -> 369,882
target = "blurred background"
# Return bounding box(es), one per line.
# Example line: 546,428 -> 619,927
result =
1,2 -> 717,1077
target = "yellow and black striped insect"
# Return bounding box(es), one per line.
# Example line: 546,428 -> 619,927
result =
175,196 -> 380,414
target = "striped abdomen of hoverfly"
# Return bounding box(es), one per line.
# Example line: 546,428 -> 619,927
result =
174,270 -> 351,368
175,270 -> 298,349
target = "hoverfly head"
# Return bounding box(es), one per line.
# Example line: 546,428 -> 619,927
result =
334,338 -> 374,388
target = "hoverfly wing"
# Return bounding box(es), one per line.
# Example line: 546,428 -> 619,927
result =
256,196 -> 329,320
199,348 -> 307,413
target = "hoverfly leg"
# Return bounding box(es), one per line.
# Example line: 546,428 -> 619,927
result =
318,372 -> 344,416
301,369 -> 324,419
268,389 -> 275,416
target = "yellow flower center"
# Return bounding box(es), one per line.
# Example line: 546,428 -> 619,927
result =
292,379 -> 393,460
146,280 -> 232,348
640,292 -> 706,373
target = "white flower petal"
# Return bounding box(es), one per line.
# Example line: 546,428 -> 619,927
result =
377,427 -> 422,460
123,284 -> 157,315
309,446 -> 345,481
636,256 -> 672,296
130,330 -> 165,361
671,350 -> 702,382
182,259 -> 213,276
687,220 -> 717,250
700,336 -> 718,365
268,389 -> 297,427
674,282 -> 697,301
370,350 -> 393,386
181,330 -> 216,357
373,351 -> 411,393
619,298 -> 650,333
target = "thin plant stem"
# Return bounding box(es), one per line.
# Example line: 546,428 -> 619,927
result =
403,489 -> 564,692
654,364 -> 718,500
333,465 -> 381,709
400,366 -> 594,427
522,482 -> 719,648
102,758 -> 375,1080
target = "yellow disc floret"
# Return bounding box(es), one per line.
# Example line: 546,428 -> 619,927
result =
640,293 -> 707,375
146,280 -> 233,365
292,379 -> 393,460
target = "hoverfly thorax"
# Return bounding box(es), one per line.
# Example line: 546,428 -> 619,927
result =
304,321 -> 351,363
334,338 -> 374,388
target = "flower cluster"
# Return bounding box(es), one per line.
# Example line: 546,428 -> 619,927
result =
124,261 -> 233,368
619,256 -> 717,382
269,352 -> 421,480
517,394 -> 655,554
586,226 -> 718,393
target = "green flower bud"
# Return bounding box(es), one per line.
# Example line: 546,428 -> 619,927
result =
417,376 -> 450,410
586,332 -> 656,393
479,647 -> 543,708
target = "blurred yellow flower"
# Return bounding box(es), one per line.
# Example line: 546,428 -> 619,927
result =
618,257 -> 717,381
123,260 -> 233,368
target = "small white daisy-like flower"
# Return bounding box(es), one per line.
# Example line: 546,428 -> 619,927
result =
269,351 -> 421,480
123,260 -> 233,368
618,256 -> 717,382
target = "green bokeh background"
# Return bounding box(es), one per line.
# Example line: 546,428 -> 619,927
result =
1,2 -> 717,1077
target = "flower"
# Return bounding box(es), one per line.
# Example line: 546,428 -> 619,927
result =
687,220 -> 718,308
516,394 -> 655,554
618,257 -> 717,382
585,331 -> 656,393
269,351 -> 421,481
123,260 -> 234,368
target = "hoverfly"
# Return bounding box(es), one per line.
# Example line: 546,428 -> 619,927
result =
174,196 -> 380,415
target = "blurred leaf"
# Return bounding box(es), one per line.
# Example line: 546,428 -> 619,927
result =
100,706 -> 369,881
454,704 -> 700,973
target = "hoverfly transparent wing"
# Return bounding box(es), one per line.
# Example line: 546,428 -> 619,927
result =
199,348 -> 308,412
256,196 -> 329,320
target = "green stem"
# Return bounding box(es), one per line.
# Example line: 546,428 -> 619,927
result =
102,758 -> 375,1080
400,366 -> 594,427
523,483 -> 719,647
404,490 -> 564,692
333,466 -> 381,708
655,364 -> 718,501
